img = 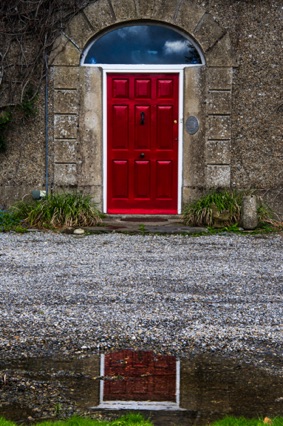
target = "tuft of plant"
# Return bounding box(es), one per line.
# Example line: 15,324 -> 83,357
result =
183,190 -> 242,227
211,415 -> 283,426
0,210 -> 27,232
11,192 -> 102,229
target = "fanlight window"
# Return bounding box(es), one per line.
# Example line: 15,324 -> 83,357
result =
83,24 -> 202,65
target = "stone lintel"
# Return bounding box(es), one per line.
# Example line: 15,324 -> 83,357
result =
66,11 -> 94,50
174,1 -> 205,34
83,0 -> 115,32
49,34 -> 81,66
208,116 -> 231,140
54,115 -> 78,139
140,0 -> 178,22
206,165 -> 231,188
207,91 -> 232,115
110,0 -> 137,21
193,13 -> 226,52
206,140 -> 231,165
206,33 -> 234,67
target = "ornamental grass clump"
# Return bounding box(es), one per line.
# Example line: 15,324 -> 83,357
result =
183,190 -> 242,227
11,192 -> 102,229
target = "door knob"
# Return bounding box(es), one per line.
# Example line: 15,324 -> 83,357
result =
140,152 -> 145,158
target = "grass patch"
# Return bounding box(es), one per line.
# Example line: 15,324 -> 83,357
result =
0,210 -> 27,232
10,192 -> 102,230
183,190 -> 242,227
0,414 -> 153,426
211,416 -> 283,426
183,190 -> 282,232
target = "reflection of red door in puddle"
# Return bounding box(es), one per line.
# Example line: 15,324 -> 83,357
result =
104,350 -> 176,402
107,73 -> 179,214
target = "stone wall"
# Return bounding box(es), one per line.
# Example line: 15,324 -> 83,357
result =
0,0 -> 282,217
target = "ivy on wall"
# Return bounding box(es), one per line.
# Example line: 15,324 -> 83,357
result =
0,0 -> 97,109
0,87 -> 38,153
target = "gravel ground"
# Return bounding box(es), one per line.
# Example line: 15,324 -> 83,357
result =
0,231 -> 282,372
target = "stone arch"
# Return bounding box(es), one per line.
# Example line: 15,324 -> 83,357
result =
51,0 -> 234,211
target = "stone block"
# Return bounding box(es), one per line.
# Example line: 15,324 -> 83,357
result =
207,91 -> 232,115
136,0 -> 177,22
54,115 -> 78,139
54,90 -> 79,114
54,163 -> 77,186
182,187 -> 205,208
241,195 -> 258,230
193,13 -> 225,52
206,165 -> 231,188
77,67 -> 102,188
206,140 -> 231,164
208,116 -> 231,140
66,11 -> 94,50
206,33 -> 234,67
207,68 -> 232,90
54,140 -> 78,163
111,0 -> 137,20
77,185 -> 103,210
49,34 -> 80,66
174,1 -> 205,34
183,67 -> 206,187
83,0 -> 115,32
53,67 -> 79,89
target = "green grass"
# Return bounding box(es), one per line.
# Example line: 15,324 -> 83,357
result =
0,414 -> 153,426
10,192 -> 102,230
182,190 -> 282,232
0,210 -> 26,232
211,416 -> 283,426
183,190 -> 242,227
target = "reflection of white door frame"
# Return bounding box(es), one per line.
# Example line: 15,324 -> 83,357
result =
94,353 -> 183,411
102,65 -> 187,214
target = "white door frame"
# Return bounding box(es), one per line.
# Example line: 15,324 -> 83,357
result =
102,64 -> 187,214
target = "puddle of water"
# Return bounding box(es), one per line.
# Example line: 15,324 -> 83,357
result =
0,351 -> 282,425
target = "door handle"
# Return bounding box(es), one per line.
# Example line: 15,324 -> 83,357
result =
140,112 -> 145,125
140,152 -> 145,158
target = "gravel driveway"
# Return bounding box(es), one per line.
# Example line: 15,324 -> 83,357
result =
0,231 -> 282,373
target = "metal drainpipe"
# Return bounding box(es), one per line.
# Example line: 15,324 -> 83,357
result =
44,52 -> 49,196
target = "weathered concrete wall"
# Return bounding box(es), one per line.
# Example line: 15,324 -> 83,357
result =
0,0 -> 282,217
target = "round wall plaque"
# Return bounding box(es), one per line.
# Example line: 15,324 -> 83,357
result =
186,116 -> 199,135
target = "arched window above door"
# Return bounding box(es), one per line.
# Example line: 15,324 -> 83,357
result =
82,23 -> 203,65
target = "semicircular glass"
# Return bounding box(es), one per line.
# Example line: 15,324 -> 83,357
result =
83,24 -> 202,65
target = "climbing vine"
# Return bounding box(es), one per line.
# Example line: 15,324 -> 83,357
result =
0,0 -> 96,109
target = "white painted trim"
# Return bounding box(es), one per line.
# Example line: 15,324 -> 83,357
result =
102,70 -> 107,213
83,63 -> 202,70
99,354 -> 105,405
102,67 -> 184,214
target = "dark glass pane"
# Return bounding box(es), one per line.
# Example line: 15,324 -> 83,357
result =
84,25 -> 202,65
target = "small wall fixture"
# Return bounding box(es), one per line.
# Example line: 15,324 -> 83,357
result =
32,190 -> 46,200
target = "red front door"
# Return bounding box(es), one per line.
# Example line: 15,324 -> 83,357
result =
104,350 -> 176,402
107,73 -> 179,214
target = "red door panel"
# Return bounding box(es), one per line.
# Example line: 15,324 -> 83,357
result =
104,350 -> 176,402
156,161 -> 173,199
112,106 -> 129,149
107,73 -> 178,214
134,161 -> 151,198
112,161 -> 128,198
